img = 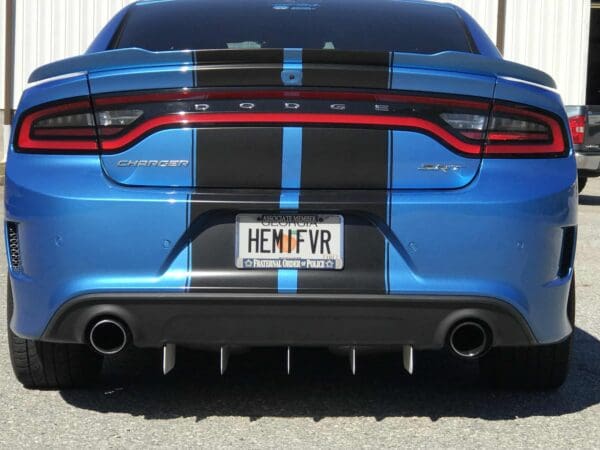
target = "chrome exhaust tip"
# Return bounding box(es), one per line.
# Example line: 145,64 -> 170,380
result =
449,321 -> 491,359
88,319 -> 129,355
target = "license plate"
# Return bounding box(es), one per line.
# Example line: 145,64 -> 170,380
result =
236,214 -> 344,270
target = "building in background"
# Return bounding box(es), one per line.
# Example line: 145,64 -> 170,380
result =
588,1 -> 600,105
0,0 -> 598,158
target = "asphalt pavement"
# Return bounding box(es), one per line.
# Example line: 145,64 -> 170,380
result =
1,181 -> 599,449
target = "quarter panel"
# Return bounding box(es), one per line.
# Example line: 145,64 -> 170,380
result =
5,151 -> 191,338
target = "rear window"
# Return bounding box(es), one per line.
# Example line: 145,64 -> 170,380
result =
114,0 -> 475,55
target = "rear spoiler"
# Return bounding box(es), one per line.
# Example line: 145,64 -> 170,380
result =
29,48 -> 557,89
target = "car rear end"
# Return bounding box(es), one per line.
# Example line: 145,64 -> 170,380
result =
5,0 -> 577,390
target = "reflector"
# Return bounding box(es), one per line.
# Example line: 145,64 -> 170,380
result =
568,115 -> 585,146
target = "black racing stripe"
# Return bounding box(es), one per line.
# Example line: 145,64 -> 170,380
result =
302,67 -> 390,89
193,49 -> 284,88
188,192 -> 281,292
302,50 -> 390,66
301,128 -> 389,189
302,50 -> 390,89
194,67 -> 285,87
194,49 -> 285,65
296,191 -> 389,294
195,128 -> 283,188
299,128 -> 389,292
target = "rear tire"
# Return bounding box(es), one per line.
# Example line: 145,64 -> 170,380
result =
578,177 -> 588,193
7,278 -> 103,389
479,276 -> 575,390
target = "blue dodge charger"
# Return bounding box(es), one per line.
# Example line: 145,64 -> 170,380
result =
6,0 -> 577,389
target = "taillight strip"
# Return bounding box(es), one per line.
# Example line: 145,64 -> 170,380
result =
98,112 -> 483,155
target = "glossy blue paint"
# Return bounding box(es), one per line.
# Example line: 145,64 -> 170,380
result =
495,76 -> 567,118
386,155 -> 576,343
278,269 -> 298,293
88,65 -> 195,94
280,128 -> 303,193
17,75 -> 90,114
278,126 -> 303,292
282,48 -> 303,86
390,57 -> 497,98
5,152 -> 191,338
30,49 -> 195,84
389,131 -> 481,189
280,47 -> 304,208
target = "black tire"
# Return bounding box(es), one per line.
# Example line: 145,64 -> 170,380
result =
578,177 -> 587,193
480,277 -> 575,390
7,278 -> 103,389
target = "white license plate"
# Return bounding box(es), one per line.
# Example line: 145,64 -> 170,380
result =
236,214 -> 344,270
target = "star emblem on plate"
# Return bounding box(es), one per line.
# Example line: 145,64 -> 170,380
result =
244,259 -> 254,268
325,260 -> 335,269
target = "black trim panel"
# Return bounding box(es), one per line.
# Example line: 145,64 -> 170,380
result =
41,293 -> 537,349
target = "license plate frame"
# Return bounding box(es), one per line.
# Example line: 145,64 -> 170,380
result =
235,214 -> 344,270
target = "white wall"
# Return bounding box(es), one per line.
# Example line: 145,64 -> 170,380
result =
12,0 -> 135,108
503,0 -> 591,105
0,0 -> 6,109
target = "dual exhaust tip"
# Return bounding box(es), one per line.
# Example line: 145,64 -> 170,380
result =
87,318 -> 491,359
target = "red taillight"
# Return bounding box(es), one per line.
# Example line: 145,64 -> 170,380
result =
16,99 -> 99,153
568,114 -> 585,145
485,104 -> 567,156
15,90 -> 568,158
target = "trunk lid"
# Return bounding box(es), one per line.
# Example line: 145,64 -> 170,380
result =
28,49 -> 554,190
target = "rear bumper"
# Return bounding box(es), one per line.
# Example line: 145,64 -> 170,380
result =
576,152 -> 600,176
42,293 -> 536,349
5,153 -> 577,345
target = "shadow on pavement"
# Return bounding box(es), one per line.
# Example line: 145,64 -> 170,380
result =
579,194 -> 600,206
60,327 -> 600,421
